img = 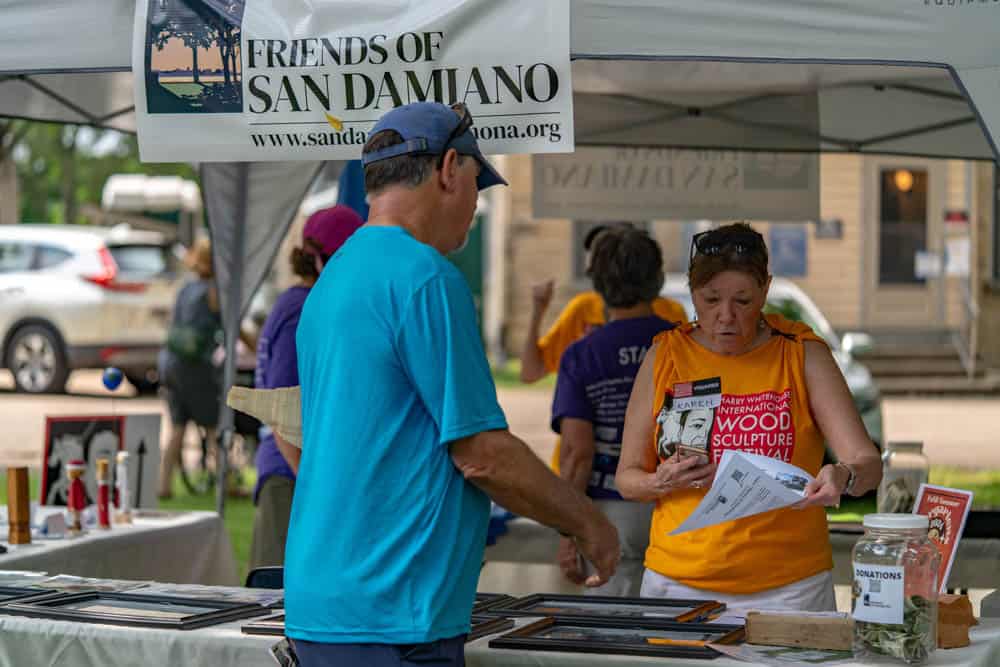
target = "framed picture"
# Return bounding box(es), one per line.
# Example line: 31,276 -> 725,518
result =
0,587 -> 54,604
472,592 -> 515,615
468,615 -> 515,642
138,582 -> 284,608
242,612 -> 285,636
489,617 -> 745,659
241,613 -> 517,641
0,591 -> 269,630
489,594 -> 725,623
30,575 -> 149,594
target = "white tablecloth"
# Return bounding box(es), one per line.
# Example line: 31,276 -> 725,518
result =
0,614 -> 276,667
466,618 -> 1000,667
0,611 -> 995,667
0,510 -> 238,586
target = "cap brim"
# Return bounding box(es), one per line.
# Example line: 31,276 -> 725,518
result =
475,155 -> 508,190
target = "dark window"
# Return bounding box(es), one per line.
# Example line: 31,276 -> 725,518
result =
35,245 -> 73,269
0,243 -> 34,273
108,244 -> 175,279
879,168 -> 928,285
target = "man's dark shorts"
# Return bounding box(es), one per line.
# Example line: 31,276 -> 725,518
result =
291,635 -> 465,667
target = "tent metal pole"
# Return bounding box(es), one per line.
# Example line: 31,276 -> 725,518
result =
215,162 -> 249,517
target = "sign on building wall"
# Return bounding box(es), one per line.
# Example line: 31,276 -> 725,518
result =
134,0 -> 573,162
532,148 -> 819,222
769,225 -> 808,277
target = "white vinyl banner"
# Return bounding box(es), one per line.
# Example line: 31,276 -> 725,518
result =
533,147 -> 820,222
133,0 -> 573,162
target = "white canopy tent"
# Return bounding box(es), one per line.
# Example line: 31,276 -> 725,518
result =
2,0 -> 998,513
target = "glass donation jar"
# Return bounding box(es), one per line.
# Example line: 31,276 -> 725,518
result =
877,442 -> 929,513
852,514 -> 941,665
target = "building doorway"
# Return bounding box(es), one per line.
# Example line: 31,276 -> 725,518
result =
863,157 -> 945,329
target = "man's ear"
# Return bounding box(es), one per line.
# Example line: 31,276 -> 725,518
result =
438,148 -> 461,192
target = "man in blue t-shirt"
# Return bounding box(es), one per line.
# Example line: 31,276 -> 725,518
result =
286,102 -> 620,667
551,227 -> 675,597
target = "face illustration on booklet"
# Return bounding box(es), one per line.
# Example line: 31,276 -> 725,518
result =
656,377 -> 722,464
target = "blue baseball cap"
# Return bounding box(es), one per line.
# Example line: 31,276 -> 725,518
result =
361,102 -> 507,190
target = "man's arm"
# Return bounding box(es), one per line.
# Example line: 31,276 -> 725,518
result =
559,418 -> 595,494
519,280 -> 554,383
274,433 -> 300,474
556,417 -> 597,584
450,429 -> 619,587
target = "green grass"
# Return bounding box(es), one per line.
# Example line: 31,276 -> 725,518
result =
491,359 -> 555,390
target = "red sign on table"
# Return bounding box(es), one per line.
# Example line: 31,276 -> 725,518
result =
913,484 -> 973,593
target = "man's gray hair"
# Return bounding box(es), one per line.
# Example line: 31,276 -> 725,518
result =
363,130 -> 464,195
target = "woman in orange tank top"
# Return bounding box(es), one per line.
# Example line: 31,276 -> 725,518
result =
616,223 -> 882,612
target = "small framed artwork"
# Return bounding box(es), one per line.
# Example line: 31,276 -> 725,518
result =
242,612 -> 286,636
472,592 -> 515,615
0,587 -> 54,604
489,594 -> 725,623
0,591 -> 269,630
468,615 -> 515,642
489,617 -> 745,659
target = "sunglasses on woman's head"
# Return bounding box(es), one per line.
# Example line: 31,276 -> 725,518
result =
437,102 -> 474,169
689,229 -> 765,261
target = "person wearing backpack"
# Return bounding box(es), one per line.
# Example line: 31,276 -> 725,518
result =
157,237 -> 222,499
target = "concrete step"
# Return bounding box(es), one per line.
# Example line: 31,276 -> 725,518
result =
875,374 -> 1000,396
865,357 -> 972,377
856,344 -> 961,360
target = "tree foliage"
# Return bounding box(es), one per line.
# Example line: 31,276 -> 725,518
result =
14,124 -> 196,225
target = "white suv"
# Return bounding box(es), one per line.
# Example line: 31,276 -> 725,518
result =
0,224 -> 181,393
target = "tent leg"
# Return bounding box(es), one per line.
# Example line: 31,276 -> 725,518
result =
215,162 -> 249,517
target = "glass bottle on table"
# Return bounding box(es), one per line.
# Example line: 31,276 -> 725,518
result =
877,442 -> 929,514
853,513 -> 941,665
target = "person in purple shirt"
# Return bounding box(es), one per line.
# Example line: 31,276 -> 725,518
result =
248,205 -> 364,570
551,226 -> 677,596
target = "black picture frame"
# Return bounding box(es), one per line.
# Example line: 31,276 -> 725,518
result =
242,612 -> 285,636
472,592 -> 515,615
488,617 -> 745,659
468,615 -> 515,642
241,612 -> 515,641
0,587 -> 54,604
0,591 -> 269,630
489,594 -> 726,623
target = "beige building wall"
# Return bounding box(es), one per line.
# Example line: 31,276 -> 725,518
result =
500,153 -> 979,357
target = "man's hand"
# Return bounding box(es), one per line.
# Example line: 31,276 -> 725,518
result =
531,280 -> 555,315
573,512 -> 620,587
556,537 -> 587,585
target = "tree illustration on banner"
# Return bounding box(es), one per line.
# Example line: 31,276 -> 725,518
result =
145,0 -> 246,114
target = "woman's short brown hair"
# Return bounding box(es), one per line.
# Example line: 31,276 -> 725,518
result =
687,222 -> 769,289
289,239 -> 325,281
589,227 -> 664,309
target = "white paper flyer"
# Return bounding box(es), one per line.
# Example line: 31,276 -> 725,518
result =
670,451 -> 813,535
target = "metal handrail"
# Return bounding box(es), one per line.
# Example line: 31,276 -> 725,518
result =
954,265 -> 979,380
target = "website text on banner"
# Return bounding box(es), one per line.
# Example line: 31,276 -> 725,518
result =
132,0 -> 574,162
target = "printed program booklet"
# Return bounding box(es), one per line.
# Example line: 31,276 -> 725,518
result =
913,483 -> 974,593
670,451 -> 813,535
